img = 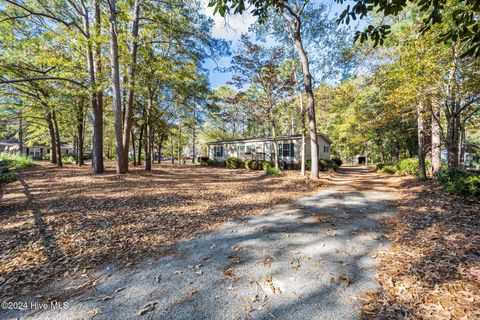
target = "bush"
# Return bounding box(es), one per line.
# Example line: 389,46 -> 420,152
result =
331,156 -> 343,167
379,165 -> 397,174
396,158 -> 422,176
265,167 -> 281,176
0,153 -> 33,169
438,168 -> 480,200
376,158 -> 430,176
197,156 -> 209,165
306,159 -> 339,172
262,161 -> 273,171
207,159 -> 223,167
319,159 -> 339,172
225,157 -> 243,169
376,162 -> 394,170
62,155 -> 76,164
0,171 -> 17,184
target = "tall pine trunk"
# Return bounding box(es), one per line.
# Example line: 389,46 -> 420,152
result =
108,0 -> 127,174
417,99 -> 427,180
122,0 -> 141,165
431,100 -> 441,175
144,97 -> 152,171
77,97 -> 85,165
284,13 -> 319,179
46,112 -> 57,164
90,0 -> 104,173
131,129 -> 136,166
51,109 -> 62,167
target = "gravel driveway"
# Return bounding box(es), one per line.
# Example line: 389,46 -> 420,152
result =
5,167 -> 398,320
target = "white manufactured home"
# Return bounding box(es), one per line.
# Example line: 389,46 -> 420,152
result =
207,134 -> 331,167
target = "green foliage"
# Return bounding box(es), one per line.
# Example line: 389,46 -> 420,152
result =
0,153 -> 32,185
207,159 -> 223,167
62,155 -> 76,164
377,158 -> 430,176
378,164 -> 397,174
198,156 -> 209,165
265,167 -> 281,176
331,156 -> 343,167
0,171 -> 17,184
438,168 -> 480,200
396,158 -> 423,176
376,163 -> 393,170
245,159 -> 266,170
262,161 -> 273,170
0,153 -> 34,170
306,159 -> 339,172
225,157 -> 243,169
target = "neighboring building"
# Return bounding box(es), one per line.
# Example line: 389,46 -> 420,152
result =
206,134 -> 331,167
0,139 -> 73,159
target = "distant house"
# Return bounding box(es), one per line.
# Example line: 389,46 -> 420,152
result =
206,133 -> 331,167
0,139 -> 73,158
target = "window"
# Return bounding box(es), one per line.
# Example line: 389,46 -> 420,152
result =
324,145 -> 330,153
282,143 -> 290,157
238,145 -> 246,153
246,144 -> 256,153
279,142 -> 295,158
213,146 -> 223,158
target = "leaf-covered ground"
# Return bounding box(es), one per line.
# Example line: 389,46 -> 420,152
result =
0,163 -> 320,300
362,178 -> 480,319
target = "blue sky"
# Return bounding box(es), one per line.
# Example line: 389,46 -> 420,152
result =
201,0 -> 362,89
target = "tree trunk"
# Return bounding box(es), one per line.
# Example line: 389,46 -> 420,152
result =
90,0 -> 104,174
77,97 -> 85,165
122,0 -> 141,165
131,129 -> 136,166
144,98 -> 152,171
46,112 -> 57,164
192,108 -> 196,163
271,119 -> 279,168
108,0 -> 127,174
137,124 -> 144,165
18,111 -> 23,155
171,135 -> 175,164
459,120 -> 466,166
417,99 -> 427,180
51,109 -> 62,167
288,16 -> 318,179
158,135 -> 164,164
431,100 -> 441,175
299,92 -> 306,176
445,113 -> 460,168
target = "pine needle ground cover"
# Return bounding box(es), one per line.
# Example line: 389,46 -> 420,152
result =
362,178 -> 480,319
0,163 -> 320,299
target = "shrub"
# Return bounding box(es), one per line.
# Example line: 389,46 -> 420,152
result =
0,153 -> 33,169
378,165 -> 397,174
197,156 -> 209,165
438,168 -> 480,200
265,167 -> 281,176
225,157 -> 243,169
0,171 -> 17,184
331,156 -> 343,167
262,161 -> 273,171
306,159 -> 339,172
62,155 -> 76,164
207,159 -> 223,167
319,159 -> 339,172
244,159 -> 255,170
396,158 -> 420,176
376,162 -> 393,170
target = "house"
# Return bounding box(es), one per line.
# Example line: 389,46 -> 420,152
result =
206,133 -> 331,168
0,139 -> 74,159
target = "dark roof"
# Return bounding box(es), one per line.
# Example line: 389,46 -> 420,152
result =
207,133 -> 332,145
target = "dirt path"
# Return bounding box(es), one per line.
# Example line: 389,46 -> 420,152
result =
4,167 -> 400,320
